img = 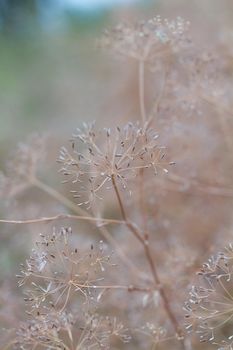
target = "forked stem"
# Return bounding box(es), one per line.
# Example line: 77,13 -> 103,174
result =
111,175 -> 144,244
111,174 -> 184,344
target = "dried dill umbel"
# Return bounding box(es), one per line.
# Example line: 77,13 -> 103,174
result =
184,243 -> 233,349
15,310 -> 131,350
58,122 -> 174,208
17,227 -> 116,312
99,16 -> 191,63
13,227 -> 133,350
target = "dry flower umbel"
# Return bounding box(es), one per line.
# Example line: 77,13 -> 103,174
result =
17,227 -> 115,312
99,16 -> 190,63
58,122 -> 173,208
15,311 -> 131,350
185,243 -> 233,349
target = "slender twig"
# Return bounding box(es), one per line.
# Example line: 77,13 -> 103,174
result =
139,59 -> 146,123
148,57 -> 170,124
139,169 -> 148,238
0,214 -> 124,226
111,174 -> 144,244
72,282 -> 151,293
30,177 -> 87,217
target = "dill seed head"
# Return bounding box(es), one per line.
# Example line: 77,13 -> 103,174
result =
15,309 -> 130,349
58,122 -> 173,208
17,227 -> 114,313
184,243 -> 233,349
98,16 -> 190,65
15,311 -> 74,349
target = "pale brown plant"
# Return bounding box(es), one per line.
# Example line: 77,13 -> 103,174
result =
0,15 -> 233,350
185,243 -> 233,349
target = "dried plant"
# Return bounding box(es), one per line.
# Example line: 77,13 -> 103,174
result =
17,227 -> 116,310
58,122 -> 173,208
99,16 -> 190,64
15,311 -> 131,349
185,244 -> 233,349
0,15 -> 233,350
10,226 -> 134,349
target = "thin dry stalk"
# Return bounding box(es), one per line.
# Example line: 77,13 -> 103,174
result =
110,173 -> 184,343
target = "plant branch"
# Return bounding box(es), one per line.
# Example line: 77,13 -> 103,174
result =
111,174 -> 184,342
139,59 -> 147,123
139,169 -> 148,238
111,175 -> 144,244
0,214 -> 124,226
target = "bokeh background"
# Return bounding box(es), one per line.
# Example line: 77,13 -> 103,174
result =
0,0 -> 232,147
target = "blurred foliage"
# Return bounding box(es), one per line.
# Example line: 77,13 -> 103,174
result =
0,0 -> 39,35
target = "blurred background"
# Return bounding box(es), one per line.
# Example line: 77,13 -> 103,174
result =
0,0 -> 232,147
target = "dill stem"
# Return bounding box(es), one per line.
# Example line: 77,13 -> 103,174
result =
139,59 -> 146,123
139,168 -> 148,237
111,175 -> 144,244
111,174 -> 184,343
0,214 -> 124,226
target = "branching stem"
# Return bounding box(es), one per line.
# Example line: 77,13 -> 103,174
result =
111,174 -> 184,343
